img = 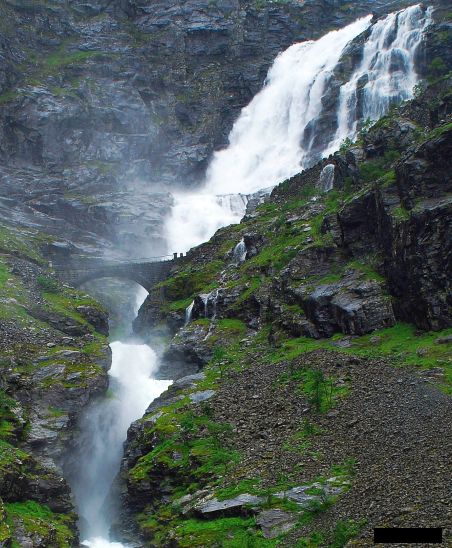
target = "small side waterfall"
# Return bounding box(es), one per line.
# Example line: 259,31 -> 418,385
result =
164,5 -> 431,255
185,300 -> 194,325
318,164 -> 335,193
232,238 -> 247,264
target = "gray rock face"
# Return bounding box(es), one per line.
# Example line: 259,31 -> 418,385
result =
304,277 -> 395,337
192,493 -> 264,517
189,389 -> 216,403
256,509 -> 298,539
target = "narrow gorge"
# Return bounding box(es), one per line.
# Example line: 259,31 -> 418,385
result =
0,1 -> 450,547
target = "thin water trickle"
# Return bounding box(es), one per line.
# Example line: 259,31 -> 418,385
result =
185,300 -> 194,325
318,164 -> 335,193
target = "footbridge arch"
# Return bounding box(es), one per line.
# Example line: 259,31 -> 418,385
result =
54,255 -> 182,293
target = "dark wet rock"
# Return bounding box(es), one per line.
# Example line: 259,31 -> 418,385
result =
75,305 -> 109,336
304,277 -> 395,337
164,322 -> 213,368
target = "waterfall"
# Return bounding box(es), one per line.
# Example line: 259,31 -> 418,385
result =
185,300 -> 194,325
232,238 -> 247,264
318,164 -> 335,193
67,291 -> 171,547
325,4 -> 432,154
164,5 -> 430,255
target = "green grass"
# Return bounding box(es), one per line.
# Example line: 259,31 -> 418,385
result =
43,49 -> 101,69
330,519 -> 366,547
278,368 -> 348,412
173,517 -> 276,547
0,261 -> 9,288
270,323 -> 452,392
5,501 -> 74,546
0,226 -> 46,264
42,289 -> 106,333
216,319 -> 247,336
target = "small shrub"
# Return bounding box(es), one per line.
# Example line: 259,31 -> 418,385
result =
36,275 -> 59,292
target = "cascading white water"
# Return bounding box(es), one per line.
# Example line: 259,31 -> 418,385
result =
68,291 -> 171,547
185,300 -> 194,325
164,15 -> 371,253
68,7 -> 432,543
318,164 -> 335,193
232,238 -> 247,264
325,4 -> 432,154
165,5 -> 430,255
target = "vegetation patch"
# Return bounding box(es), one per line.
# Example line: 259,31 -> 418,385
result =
5,501 -> 74,546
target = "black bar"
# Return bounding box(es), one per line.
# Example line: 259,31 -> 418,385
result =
374,528 -> 442,543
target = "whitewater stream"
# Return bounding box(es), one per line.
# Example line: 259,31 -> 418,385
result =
69,290 -> 171,548
68,4 -> 431,545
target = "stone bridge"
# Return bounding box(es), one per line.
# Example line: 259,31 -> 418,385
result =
54,255 -> 181,292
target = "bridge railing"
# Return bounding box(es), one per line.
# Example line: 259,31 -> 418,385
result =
52,253 -> 186,269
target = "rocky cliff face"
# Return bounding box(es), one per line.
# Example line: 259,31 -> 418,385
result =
0,221 -> 111,545
0,0 -> 426,261
124,25 -> 452,544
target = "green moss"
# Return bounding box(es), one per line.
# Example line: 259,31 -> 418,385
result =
346,259 -> 385,282
0,257 -> 43,327
425,122 -> 452,140
36,275 -> 59,292
282,303 -> 306,315
0,440 -> 29,469
5,501 -> 74,546
0,90 -> 21,105
428,57 -> 448,80
166,296 -> 194,313
43,49 -> 101,69
159,259 -> 223,302
392,206 -> 411,221
330,519 -> 366,547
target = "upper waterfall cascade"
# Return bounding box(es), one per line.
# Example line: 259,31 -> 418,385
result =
164,4 -> 431,254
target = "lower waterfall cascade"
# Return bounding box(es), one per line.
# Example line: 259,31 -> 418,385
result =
67,292 -> 171,547
164,3 -> 431,254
